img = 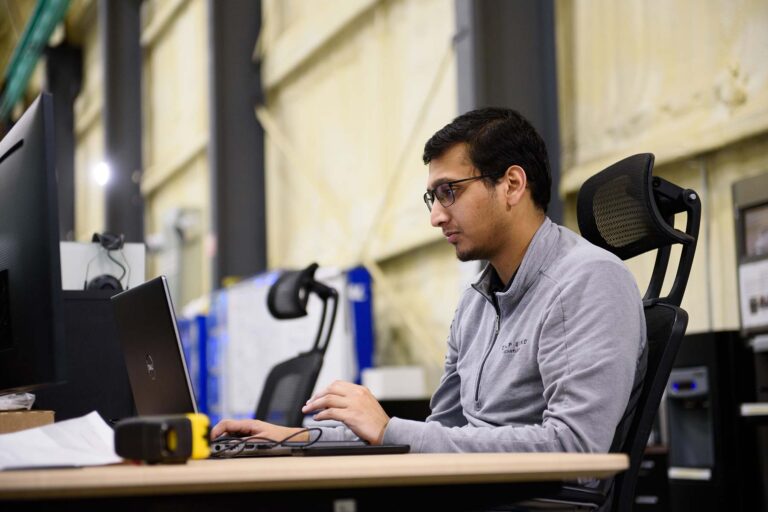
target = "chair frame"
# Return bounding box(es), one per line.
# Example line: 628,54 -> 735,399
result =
254,263 -> 339,427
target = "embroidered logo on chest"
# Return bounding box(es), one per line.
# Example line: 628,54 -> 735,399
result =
501,338 -> 528,354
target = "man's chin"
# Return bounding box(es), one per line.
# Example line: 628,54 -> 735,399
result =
455,246 -> 481,262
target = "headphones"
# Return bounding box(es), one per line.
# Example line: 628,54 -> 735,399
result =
92,232 -> 125,252
84,232 -> 129,291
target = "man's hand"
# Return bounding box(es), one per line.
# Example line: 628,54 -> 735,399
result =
302,381 -> 390,444
210,419 -> 308,442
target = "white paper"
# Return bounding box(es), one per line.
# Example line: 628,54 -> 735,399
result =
0,411 -> 122,470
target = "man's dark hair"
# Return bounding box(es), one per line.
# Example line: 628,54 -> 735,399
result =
423,107 -> 552,212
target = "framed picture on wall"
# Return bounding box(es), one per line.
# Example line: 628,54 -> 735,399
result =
739,260 -> 768,331
744,203 -> 768,258
734,174 -> 768,335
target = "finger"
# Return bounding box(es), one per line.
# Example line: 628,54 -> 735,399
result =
312,407 -> 347,423
211,419 -> 258,439
302,396 -> 331,413
327,380 -> 357,395
307,385 -> 335,404
211,419 -> 239,439
302,394 -> 348,413
308,381 -> 358,404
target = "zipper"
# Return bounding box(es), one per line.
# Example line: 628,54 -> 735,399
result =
474,308 -> 501,404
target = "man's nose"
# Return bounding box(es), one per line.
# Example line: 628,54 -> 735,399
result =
430,201 -> 448,227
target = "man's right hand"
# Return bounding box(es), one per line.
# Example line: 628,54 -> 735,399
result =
210,419 -> 308,443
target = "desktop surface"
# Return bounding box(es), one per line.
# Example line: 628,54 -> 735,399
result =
0,452 -> 627,499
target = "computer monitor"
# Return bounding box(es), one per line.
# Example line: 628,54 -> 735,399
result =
0,93 -> 66,392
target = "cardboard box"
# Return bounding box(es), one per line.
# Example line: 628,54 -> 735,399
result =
0,410 -> 55,434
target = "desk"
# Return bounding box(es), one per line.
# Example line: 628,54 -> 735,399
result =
0,452 -> 627,511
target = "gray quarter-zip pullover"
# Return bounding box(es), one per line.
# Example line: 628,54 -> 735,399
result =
318,218 -> 646,453
382,217 -> 646,452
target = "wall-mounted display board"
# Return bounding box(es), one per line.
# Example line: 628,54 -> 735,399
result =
734,173 -> 768,335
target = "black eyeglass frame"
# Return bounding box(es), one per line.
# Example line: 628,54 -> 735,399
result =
423,173 -> 503,212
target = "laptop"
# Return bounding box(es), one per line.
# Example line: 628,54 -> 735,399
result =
112,276 -> 198,416
112,276 -> 409,457
209,438 -> 409,458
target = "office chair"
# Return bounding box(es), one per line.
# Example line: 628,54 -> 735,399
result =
522,153 -> 701,511
254,263 -> 339,427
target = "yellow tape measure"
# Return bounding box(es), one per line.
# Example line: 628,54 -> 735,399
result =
114,413 -> 210,464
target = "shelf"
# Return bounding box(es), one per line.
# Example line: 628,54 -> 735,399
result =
740,403 -> 768,417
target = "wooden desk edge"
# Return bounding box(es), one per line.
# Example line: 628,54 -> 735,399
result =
0,452 -> 629,500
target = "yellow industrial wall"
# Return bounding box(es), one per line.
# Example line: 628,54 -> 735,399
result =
68,0 -> 463,383
64,0 -> 768,383
71,0 -> 211,305
141,0 -> 211,303
557,0 -> 768,334
259,0 -> 461,382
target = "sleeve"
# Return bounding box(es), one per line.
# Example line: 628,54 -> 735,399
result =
317,300 -> 469,444
534,259 -> 646,453
424,311 -> 467,427
312,424 -> 361,442
382,260 -> 645,453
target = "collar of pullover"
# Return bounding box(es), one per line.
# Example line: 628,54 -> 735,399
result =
471,216 -> 559,307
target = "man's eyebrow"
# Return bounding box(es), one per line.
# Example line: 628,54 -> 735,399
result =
428,177 -> 457,189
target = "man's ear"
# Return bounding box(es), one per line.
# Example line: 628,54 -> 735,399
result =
503,165 -> 528,206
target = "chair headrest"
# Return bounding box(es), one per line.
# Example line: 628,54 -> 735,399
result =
577,153 -> 692,261
267,263 -> 320,319
577,153 -> 700,306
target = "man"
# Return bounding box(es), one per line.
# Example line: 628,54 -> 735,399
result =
212,108 -> 646,454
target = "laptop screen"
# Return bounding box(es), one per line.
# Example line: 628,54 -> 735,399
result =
111,276 -> 198,415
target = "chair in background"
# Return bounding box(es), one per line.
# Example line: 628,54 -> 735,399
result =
523,153 -> 701,511
253,263 -> 339,427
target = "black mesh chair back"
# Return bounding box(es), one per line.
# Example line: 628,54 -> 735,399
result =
254,351 -> 324,426
577,153 -> 700,306
254,263 -> 338,427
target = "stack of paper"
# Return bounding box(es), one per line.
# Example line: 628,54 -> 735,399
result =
0,411 -> 122,470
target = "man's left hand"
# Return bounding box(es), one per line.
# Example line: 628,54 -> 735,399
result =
302,381 -> 390,444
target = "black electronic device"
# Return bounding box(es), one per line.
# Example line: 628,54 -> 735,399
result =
667,331 -> 761,511
34,289 -> 136,422
0,93 -> 67,393
114,413 -> 210,464
111,276 -> 198,416
84,231 -> 128,291
92,232 -> 125,251
210,438 -> 409,458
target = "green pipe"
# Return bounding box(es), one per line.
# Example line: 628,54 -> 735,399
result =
0,0 -> 70,121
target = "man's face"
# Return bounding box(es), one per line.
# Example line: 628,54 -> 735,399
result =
426,144 -> 506,262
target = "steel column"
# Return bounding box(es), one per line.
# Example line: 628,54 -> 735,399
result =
45,43 -> 82,241
208,0 -> 266,285
454,0 -> 562,223
100,0 -> 143,241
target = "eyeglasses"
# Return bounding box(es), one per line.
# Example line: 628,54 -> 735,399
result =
423,175 -> 492,212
